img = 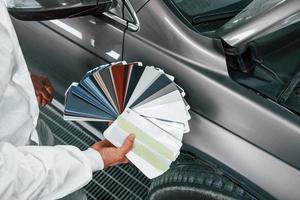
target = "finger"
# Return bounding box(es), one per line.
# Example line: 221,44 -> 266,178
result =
42,98 -> 48,106
45,84 -> 54,100
39,88 -> 51,100
122,157 -> 129,164
108,121 -> 113,126
37,95 -> 42,106
45,87 -> 54,102
119,134 -> 135,155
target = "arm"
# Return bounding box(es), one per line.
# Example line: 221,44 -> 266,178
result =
0,2 -> 135,199
0,142 -> 95,200
0,135 -> 134,200
0,13 -> 15,100
0,8 -> 89,198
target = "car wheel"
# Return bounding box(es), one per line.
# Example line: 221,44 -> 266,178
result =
148,153 -> 257,200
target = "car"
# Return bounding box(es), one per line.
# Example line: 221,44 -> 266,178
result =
7,0 -> 300,199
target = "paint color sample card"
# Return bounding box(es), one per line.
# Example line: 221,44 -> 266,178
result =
63,61 -> 191,178
104,109 -> 180,179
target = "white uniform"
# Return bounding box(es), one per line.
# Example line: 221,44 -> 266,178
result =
0,2 -> 103,200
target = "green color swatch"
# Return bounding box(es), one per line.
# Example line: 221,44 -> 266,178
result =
131,141 -> 170,172
117,116 -> 175,161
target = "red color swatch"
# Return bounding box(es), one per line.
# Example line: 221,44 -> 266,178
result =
111,64 -> 130,112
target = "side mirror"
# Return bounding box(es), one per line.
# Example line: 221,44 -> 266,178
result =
4,0 -> 112,21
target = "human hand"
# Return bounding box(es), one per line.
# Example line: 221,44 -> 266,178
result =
91,134 -> 135,168
30,73 -> 54,106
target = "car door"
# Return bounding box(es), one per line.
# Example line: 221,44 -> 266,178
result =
12,0 -> 129,104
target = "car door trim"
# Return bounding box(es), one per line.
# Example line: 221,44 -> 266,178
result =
103,0 -> 140,31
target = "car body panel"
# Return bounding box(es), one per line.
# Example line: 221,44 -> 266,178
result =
41,16 -> 125,63
12,14 -> 126,103
126,0 -> 228,76
185,110 -> 300,200
11,0 -> 300,199
218,0 -> 300,47
124,0 -> 300,168
12,19 -> 102,103
129,0 -> 149,12
123,0 -> 300,198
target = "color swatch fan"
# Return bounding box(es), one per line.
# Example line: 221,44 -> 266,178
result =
63,61 -> 191,179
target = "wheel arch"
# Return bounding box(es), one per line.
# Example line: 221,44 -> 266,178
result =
182,110 -> 300,200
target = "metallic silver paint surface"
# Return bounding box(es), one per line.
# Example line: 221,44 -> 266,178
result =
218,0 -> 300,47
123,0 -> 300,198
129,0 -> 149,12
12,13 -> 125,103
41,16 -> 125,63
11,0 -> 300,198
130,0 -> 228,76
125,0 -> 300,166
185,111 -> 300,200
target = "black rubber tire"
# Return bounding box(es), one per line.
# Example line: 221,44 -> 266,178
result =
148,153 -> 257,200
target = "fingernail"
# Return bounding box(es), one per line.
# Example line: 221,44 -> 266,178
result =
129,134 -> 135,139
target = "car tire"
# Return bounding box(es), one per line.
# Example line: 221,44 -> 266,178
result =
148,153 -> 257,200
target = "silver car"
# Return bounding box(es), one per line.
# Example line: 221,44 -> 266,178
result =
7,0 -> 300,199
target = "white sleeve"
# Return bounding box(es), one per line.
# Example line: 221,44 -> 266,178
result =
0,10 -> 14,99
0,142 -> 104,200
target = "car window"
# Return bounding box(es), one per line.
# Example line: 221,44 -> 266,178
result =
171,0 -> 252,17
166,0 -> 253,37
108,0 -> 134,22
108,0 -> 124,18
123,4 -> 134,22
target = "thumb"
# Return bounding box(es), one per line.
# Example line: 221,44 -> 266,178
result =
119,134 -> 135,155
